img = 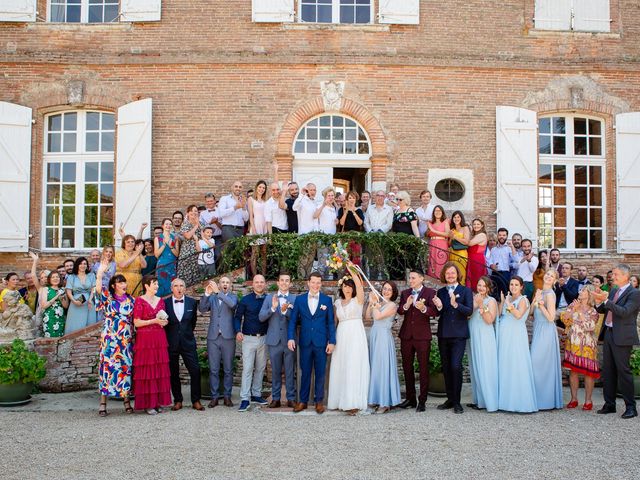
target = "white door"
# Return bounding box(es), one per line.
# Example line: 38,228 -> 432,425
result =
293,165 -> 333,197
615,111 -> 640,253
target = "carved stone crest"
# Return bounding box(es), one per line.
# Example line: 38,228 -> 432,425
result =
321,81 -> 345,112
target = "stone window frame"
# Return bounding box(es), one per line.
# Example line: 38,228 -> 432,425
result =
537,113 -> 606,252
42,109 -> 116,251
299,0 -> 373,25
47,0 -> 120,23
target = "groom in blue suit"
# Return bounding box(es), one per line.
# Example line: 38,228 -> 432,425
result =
288,271 -> 336,414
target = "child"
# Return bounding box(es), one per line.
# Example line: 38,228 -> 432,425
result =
195,226 -> 216,278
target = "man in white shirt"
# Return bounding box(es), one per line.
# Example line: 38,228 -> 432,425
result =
218,181 -> 249,246
292,183 -> 319,234
265,182 -> 288,234
199,192 -> 223,261
509,233 -> 524,278
360,190 -> 371,214
415,190 -> 435,238
515,238 -> 538,300
364,190 -> 393,233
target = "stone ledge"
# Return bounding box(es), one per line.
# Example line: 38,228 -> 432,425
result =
26,22 -> 133,32
527,29 -> 620,39
282,23 -> 389,32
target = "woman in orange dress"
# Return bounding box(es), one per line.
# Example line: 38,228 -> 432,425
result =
426,205 -> 449,279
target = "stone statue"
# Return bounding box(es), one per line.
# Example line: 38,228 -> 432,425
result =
0,290 -> 37,342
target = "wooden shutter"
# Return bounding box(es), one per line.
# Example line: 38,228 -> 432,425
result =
495,106 -> 538,245
615,112 -> 640,253
252,0 -> 294,22
121,0 -> 162,22
293,165 -> 333,198
115,99 -> 152,241
0,0 -> 36,22
534,0 -> 571,30
573,0 -> 610,32
0,102 -> 32,252
378,0 -> 419,25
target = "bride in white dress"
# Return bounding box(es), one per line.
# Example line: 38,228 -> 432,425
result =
328,263 -> 370,414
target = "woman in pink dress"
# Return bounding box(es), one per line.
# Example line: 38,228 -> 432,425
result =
464,218 -> 488,291
248,180 -> 268,276
426,205 -> 449,279
133,275 -> 172,415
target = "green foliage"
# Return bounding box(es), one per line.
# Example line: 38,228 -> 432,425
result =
197,346 -> 209,372
429,340 -> 442,375
218,232 -> 429,280
631,348 -> 640,376
267,283 -> 278,292
0,339 -> 47,385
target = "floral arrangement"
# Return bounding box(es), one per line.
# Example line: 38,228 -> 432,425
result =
337,275 -> 352,287
327,241 -> 350,273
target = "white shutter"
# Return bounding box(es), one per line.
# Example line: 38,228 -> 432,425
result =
0,0 -> 36,22
378,0 -> 419,25
293,165 -> 333,198
121,0 -> 161,22
615,112 -> 640,253
495,106 -> 538,245
252,0 -> 294,23
116,99 -> 152,241
573,0 -> 610,32
0,102 -> 32,252
534,0 -> 571,30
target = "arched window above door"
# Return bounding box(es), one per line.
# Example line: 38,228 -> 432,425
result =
293,114 -> 371,160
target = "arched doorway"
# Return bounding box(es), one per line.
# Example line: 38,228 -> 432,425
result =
292,113 -> 372,194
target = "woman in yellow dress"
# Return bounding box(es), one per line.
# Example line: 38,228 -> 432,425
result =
447,211 -> 470,286
115,235 -> 147,296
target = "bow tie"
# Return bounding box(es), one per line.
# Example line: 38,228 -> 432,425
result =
256,294 -> 265,299
278,294 -> 287,298
447,286 -> 455,292
309,294 -> 319,299
174,299 -> 184,303
412,289 -> 420,295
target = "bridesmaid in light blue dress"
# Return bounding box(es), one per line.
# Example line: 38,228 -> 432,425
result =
64,257 -> 97,334
468,276 -> 499,412
497,276 -> 538,413
366,281 -> 401,413
530,269 -> 563,410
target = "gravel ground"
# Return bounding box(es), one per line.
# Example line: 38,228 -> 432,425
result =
1,386 -> 637,480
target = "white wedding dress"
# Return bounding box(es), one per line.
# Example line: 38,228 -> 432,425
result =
327,298 -> 370,411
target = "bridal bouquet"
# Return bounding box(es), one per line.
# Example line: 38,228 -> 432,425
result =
327,241 -> 350,273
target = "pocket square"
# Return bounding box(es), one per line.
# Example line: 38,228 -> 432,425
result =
320,305 -> 327,311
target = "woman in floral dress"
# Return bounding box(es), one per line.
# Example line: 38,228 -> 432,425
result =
39,271 -> 69,338
561,285 -> 600,411
177,205 -> 202,287
95,260 -> 134,417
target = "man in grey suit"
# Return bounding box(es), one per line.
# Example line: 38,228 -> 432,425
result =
259,272 -> 297,408
199,276 -> 237,408
593,264 -> 640,419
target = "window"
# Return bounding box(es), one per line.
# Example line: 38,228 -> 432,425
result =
300,0 -> 372,24
534,0 -> 610,33
44,111 -> 115,250
434,179 -> 465,203
538,115 -> 605,250
294,114 -> 371,159
49,0 -> 119,23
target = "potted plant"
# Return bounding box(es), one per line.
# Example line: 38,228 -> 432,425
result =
427,340 -> 446,396
0,339 -> 46,406
198,346 -> 211,400
631,348 -> 640,398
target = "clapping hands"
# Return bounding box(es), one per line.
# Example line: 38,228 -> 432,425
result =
205,280 -> 220,296
432,295 -> 443,310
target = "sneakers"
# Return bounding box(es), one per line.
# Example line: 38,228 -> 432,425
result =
251,396 -> 269,405
238,400 -> 250,412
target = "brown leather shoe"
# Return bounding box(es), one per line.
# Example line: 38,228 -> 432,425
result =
293,402 -> 308,413
207,399 -> 219,408
315,402 -> 326,414
287,400 -> 296,408
192,401 -> 205,411
223,397 -> 233,407
171,402 -> 183,411
268,400 -> 281,408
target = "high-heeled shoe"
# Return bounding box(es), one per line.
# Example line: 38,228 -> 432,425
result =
123,397 -> 134,414
582,402 -> 593,411
98,401 -> 108,417
566,400 -> 579,409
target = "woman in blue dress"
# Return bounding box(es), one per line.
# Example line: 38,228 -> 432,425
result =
530,268 -> 563,410
154,218 -> 180,298
365,281 -> 401,413
497,276 -> 538,413
64,257 -> 97,334
468,276 -> 499,412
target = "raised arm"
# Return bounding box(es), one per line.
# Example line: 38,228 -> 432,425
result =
28,251 -> 42,290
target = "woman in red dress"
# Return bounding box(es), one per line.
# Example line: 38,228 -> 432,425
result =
133,275 -> 172,414
464,218 -> 488,292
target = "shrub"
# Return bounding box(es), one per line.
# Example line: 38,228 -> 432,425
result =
631,348 -> 640,377
0,339 -> 47,385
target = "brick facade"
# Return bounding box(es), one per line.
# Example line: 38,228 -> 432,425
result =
1,1 -> 640,273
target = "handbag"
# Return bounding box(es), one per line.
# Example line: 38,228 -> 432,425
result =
451,239 -> 467,251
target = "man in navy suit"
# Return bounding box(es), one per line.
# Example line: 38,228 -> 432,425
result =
288,272 -> 336,414
259,272 -> 297,408
164,278 -> 205,411
199,276 -> 238,408
433,262 -> 473,414
555,262 -> 580,327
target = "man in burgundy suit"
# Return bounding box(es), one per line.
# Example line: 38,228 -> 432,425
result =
397,269 -> 438,412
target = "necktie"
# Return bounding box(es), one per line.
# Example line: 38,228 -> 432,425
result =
605,289 -> 622,327
174,299 -> 184,303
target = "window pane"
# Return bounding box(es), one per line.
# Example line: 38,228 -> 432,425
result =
62,206 -> 75,226
539,186 -> 552,207
62,184 -> 76,203
589,187 -> 602,205
574,136 -> 587,155
553,117 -> 565,134
318,4 -> 332,22
296,130 -> 305,141
345,142 -> 356,154
104,5 -> 119,22
539,117 -> 550,134
554,229 -> 566,248
345,119 -> 356,127
575,208 -> 587,227
553,165 -> 566,183
47,163 -> 61,182
575,230 -> 587,249
85,184 -> 98,203
46,206 -> 59,226
355,6 -> 369,23
62,163 -> 76,182
539,135 -> 551,154
99,228 -> 112,247
301,5 -> 315,22
332,142 -> 343,154
62,228 -> 75,248
64,112 -> 77,131
590,208 -> 602,228
340,6 -> 354,23
85,228 -> 97,248
346,129 -> 357,141
554,208 -> 566,227
47,184 -> 61,203
101,131 -> 114,151
67,5 -> 81,23
589,137 -> 601,156
552,136 -> 565,154
100,183 -> 114,202
86,162 -> 99,182
539,164 -> 551,184
320,128 -> 330,140
589,230 -> 602,249
48,133 -> 61,153
554,185 -> 566,205
46,228 -> 58,248
84,206 -> 98,225
574,118 -> 586,135
102,114 -> 115,130
48,115 -> 62,131
589,119 -> 601,135
358,143 -> 369,154
332,129 -> 343,141
332,116 -> 343,127
86,132 -> 100,152
88,5 -> 103,23
575,166 -> 587,184
575,187 -> 587,206
100,206 -> 114,226
50,5 -> 65,22
294,142 -> 304,153
101,162 -> 114,182
319,116 -> 330,126
589,166 -> 602,184
308,118 -> 318,127
63,133 -> 77,152
358,127 -> 367,141
307,128 -> 318,140
319,142 -> 331,153
86,112 -> 100,130
307,142 -> 317,154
